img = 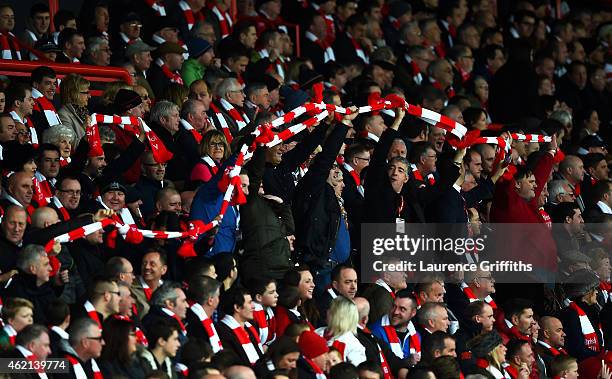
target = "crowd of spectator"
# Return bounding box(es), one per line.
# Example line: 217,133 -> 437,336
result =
0,0 -> 610,378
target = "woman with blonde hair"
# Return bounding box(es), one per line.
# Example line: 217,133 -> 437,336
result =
57,73 -> 91,143
467,330 -> 519,378
43,125 -> 77,166
0,297 -> 34,349
190,130 -> 230,187
316,296 -> 366,366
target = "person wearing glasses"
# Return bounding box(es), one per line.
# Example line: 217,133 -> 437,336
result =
447,269 -> 497,327
341,143 -> 369,252
61,318 -> 106,379
112,13 -> 143,62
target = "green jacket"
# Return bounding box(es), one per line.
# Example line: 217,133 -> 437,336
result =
181,58 -> 206,87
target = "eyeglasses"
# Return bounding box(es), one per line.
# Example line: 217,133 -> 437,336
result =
86,336 -> 104,341
209,142 -> 225,148
477,276 -> 493,281
355,156 -> 370,162
128,23 -> 143,28
79,91 -> 90,95
58,189 -> 81,196
144,162 -> 167,167
229,89 -> 245,94
460,55 -> 474,60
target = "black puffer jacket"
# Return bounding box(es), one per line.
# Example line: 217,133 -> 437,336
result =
293,123 -> 348,267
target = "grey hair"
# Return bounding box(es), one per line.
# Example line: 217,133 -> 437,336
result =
16,245 -> 46,273
180,99 -> 202,120
245,82 -> 267,99
86,36 -> 109,55
43,124 -> 76,146
68,318 -> 100,348
548,179 -> 570,203
416,302 -> 446,326
15,324 -> 49,347
549,110 -> 572,127
150,100 -> 179,124
214,78 -> 240,99
150,282 -> 182,307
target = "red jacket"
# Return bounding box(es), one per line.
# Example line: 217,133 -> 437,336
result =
489,153 -> 557,270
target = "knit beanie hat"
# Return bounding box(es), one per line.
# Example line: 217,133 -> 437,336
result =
298,330 -> 328,359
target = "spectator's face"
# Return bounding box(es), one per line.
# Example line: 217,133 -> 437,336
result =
87,155 -> 107,177
57,179 -> 81,210
516,174 -> 537,201
423,22 -> 441,45
35,255 -> 52,283
226,86 -> 246,107
488,49 -> 506,73
258,282 -> 278,307
425,281 -> 445,303
476,303 -> 495,331
431,307 -> 450,332
161,108 -> 180,134
84,324 -> 105,358
102,190 -> 125,211
68,35 -> 86,58
94,7 -> 109,32
240,174 -> 250,196
544,318 -> 565,347
0,7 -> 15,32
298,271 -> 315,300
9,306 -> 33,332
565,208 -> 584,234
208,137 -> 226,161
252,88 -> 271,109
56,137 -> 72,158
141,252 -> 167,282
159,27 -> 179,43
590,160 -> 610,181
134,51 -> 153,71
171,288 -> 189,319
535,58 -> 554,80
311,16 -> 327,40
29,333 -> 52,360
118,285 -> 135,316
333,268 -> 358,298
162,330 -> 181,358
428,127 -> 446,153
336,1 -> 357,21
351,150 -> 370,173
228,56 -> 249,75
434,61 -> 454,88
197,24 -> 216,45
0,116 -> 16,142
2,209 -> 26,244
199,49 -> 215,67
133,86 -> 151,113
166,53 -> 184,72
93,43 -> 112,66
158,193 -> 181,214
320,0 -> 336,14
16,123 -> 30,145
513,308 -> 534,334
40,150 -> 60,178
76,84 -> 91,107
0,92 -> 5,112
190,82 -> 212,109
32,11 -> 50,34
404,24 -> 423,46
312,352 -> 331,373
365,115 -> 386,137
516,16 -> 535,38
468,152 -> 482,179
237,294 -> 254,321
349,22 -> 367,40
390,297 -> 415,327
590,68 -> 606,92
278,352 -> 299,370
387,161 -> 408,191
18,90 -> 35,116
460,26 -> 480,50
387,140 -> 407,160
567,160 -> 585,183
35,76 -> 57,101
142,155 -> 166,181
569,65 -> 587,90
10,174 -> 34,206
122,21 -> 142,39
516,344 -> 535,367
441,337 -> 457,357
420,148 -> 437,174
241,26 -> 257,49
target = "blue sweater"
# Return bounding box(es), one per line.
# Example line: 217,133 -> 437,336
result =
369,316 -> 421,359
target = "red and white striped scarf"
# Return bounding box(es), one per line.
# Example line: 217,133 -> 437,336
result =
220,315 -> 262,365
305,31 -> 335,63
219,98 -> 250,131
16,345 -> 48,378
51,196 -> 71,220
32,173 -> 52,207
0,31 -> 22,60
348,32 -> 368,63
60,156 -> 71,168
66,355 -> 103,379
410,164 -> 435,186
536,340 -> 567,356
429,78 -> 455,99
160,307 -> 187,336
32,88 -> 61,127
358,130 -> 379,142
460,282 -> 497,310
201,156 -> 219,175
404,54 -> 423,85
155,58 -> 184,85
84,301 -> 103,331
538,207 -> 552,229
9,111 -> 38,148
145,0 -> 166,16
210,5 -> 233,38
252,302 -> 276,345
209,102 -> 233,143
178,1 -> 204,30
256,49 -> 286,80
304,357 -> 327,379
343,162 -> 363,196
380,314 -> 420,359
3,324 -> 16,346
138,276 -> 163,301
189,302 -> 223,353
175,363 -> 189,377
567,301 -> 601,352
600,281 -> 611,303
180,119 -> 202,144
454,62 -> 471,84
375,279 -> 395,299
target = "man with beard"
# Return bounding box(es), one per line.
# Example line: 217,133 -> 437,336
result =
369,290 -> 421,365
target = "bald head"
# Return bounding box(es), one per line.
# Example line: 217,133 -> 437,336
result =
8,172 -> 34,206
539,316 -> 565,347
559,155 -> 584,184
224,365 -> 256,379
354,297 -> 370,325
31,207 -> 60,229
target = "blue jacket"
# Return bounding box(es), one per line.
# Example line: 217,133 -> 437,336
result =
190,156 -> 238,256
369,316 -> 421,360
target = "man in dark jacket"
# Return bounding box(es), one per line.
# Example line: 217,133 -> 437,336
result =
292,110 -> 356,295
5,244 -> 61,324
240,145 -> 295,283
